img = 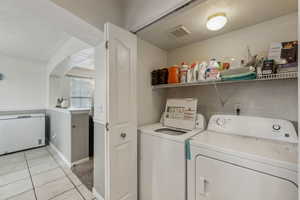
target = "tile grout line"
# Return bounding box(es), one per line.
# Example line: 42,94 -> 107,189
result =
46,148 -> 88,200
47,188 -> 75,200
27,165 -> 60,177
0,156 -> 30,188
0,158 -> 28,178
29,150 -> 76,200
0,157 -> 64,188
0,176 -> 30,188
5,189 -> 32,200
27,148 -> 75,200
24,152 -> 38,200
32,172 -> 68,189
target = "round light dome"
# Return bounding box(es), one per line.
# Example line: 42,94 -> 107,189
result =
206,13 -> 228,31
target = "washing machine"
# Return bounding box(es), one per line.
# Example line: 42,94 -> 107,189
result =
187,114 -> 298,200
139,98 -> 206,200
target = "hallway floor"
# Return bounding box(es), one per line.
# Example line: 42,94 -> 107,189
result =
72,159 -> 94,191
0,147 -> 96,200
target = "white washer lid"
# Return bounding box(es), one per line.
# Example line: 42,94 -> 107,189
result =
139,123 -> 205,142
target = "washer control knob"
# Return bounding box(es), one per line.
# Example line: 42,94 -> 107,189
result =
272,124 -> 281,131
216,118 -> 225,126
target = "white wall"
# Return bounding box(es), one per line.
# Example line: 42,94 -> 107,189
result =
13,0 -> 102,47
49,76 -> 71,107
48,109 -> 72,164
167,80 -> 298,123
168,13 -> 298,65
297,0 -> 300,195
47,37 -> 91,76
123,0 -> 191,31
46,37 -> 92,107
137,39 -> 168,126
50,0 -> 124,30
0,54 -> 46,111
166,13 -> 298,124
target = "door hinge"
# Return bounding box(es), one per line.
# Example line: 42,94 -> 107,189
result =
105,41 -> 109,49
105,122 -> 109,131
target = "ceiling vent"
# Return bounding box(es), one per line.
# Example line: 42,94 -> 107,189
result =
169,25 -> 191,38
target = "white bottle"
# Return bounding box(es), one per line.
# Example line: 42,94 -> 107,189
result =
198,62 -> 208,81
193,63 -> 199,81
180,63 -> 189,83
187,68 -> 193,82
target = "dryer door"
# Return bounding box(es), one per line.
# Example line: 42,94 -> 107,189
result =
195,155 -> 298,200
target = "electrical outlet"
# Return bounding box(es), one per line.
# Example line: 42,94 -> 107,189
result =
234,103 -> 241,115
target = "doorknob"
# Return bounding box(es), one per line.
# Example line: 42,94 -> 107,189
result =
120,133 -> 127,138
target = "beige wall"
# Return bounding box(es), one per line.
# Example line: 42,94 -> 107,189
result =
166,80 -> 298,124
137,39 -> 168,126
51,0 -> 124,31
0,54 -> 47,111
297,0 -> 300,195
123,0 -> 191,31
168,13 -> 298,65
165,13 -> 298,124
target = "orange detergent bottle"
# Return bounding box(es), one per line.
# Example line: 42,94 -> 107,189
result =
168,66 -> 180,84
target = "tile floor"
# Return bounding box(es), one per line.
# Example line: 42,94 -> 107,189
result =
0,147 -> 96,200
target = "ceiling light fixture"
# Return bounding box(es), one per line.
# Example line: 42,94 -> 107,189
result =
206,13 -> 228,31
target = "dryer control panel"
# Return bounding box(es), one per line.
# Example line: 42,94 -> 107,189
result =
208,115 -> 298,144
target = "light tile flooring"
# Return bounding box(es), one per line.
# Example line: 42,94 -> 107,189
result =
0,147 -> 96,200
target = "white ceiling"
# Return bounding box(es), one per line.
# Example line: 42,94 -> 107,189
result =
69,48 -> 95,69
0,1 -> 71,62
137,0 -> 298,50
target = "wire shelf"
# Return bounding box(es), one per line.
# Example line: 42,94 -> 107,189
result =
256,72 -> 298,80
152,71 -> 298,89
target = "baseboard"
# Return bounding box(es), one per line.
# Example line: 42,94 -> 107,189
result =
49,143 -> 72,168
93,188 -> 104,200
72,157 -> 90,166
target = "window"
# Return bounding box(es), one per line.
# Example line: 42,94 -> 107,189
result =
70,78 -> 94,108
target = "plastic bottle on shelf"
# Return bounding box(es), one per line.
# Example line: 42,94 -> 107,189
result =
180,62 -> 188,83
188,62 -> 199,82
187,63 -> 194,82
168,65 -> 180,84
193,62 -> 199,81
198,62 -> 208,81
206,59 -> 221,80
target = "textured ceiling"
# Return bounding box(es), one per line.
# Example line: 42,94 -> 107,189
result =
0,1 -> 71,62
137,0 -> 298,50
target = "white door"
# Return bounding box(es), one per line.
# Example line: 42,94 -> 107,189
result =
104,23 -> 137,200
195,155 -> 298,200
